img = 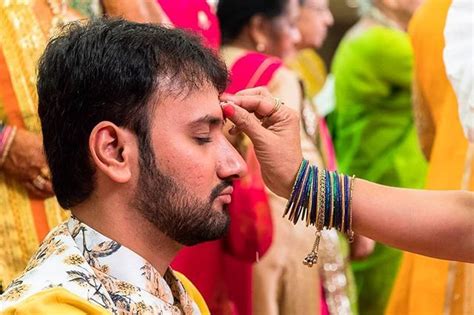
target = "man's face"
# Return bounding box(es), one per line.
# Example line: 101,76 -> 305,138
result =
132,84 -> 246,246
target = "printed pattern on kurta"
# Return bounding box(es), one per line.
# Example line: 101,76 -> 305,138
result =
0,217 -> 201,315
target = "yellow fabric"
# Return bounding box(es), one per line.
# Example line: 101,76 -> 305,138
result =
1,274 -> 209,314
175,272 -> 210,315
386,0 -> 474,314
287,48 -> 327,98
0,0 -> 68,287
0,287 -> 109,314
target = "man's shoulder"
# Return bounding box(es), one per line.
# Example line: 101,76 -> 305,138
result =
0,287 -> 110,314
0,223 -> 113,311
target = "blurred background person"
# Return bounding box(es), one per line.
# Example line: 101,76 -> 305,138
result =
328,0 -> 426,313
289,0 -> 361,314
387,0 -> 474,313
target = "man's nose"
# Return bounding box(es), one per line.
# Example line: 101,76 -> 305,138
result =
217,141 -> 248,180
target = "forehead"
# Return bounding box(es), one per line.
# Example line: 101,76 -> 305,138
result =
151,84 -> 222,127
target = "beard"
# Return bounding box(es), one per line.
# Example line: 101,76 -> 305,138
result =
131,142 -> 232,246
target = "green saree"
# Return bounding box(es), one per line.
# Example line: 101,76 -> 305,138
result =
330,26 -> 427,315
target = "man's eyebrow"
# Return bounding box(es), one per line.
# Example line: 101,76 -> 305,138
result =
189,114 -> 225,127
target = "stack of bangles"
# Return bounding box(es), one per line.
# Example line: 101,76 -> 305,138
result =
283,159 -> 355,267
0,122 -> 17,167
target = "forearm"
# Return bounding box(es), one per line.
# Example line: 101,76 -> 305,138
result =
221,87 -> 473,263
352,179 -> 474,262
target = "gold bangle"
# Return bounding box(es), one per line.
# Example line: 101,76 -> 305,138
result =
317,170 -> 326,231
302,170 -> 326,267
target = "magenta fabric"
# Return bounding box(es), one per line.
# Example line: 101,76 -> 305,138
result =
226,52 -> 283,93
158,0 -> 221,50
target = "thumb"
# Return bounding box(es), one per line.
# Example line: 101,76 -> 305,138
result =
222,103 -> 269,142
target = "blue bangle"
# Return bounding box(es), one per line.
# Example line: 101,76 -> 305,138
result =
324,170 -> 331,227
309,166 -> 318,225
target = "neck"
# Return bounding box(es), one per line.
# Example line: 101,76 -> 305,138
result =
72,192 -> 180,275
226,31 -> 258,52
376,5 -> 410,31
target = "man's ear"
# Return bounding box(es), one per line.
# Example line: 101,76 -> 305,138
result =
89,121 -> 135,183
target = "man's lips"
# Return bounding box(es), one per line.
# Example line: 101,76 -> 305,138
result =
219,186 -> 234,196
216,186 -> 234,204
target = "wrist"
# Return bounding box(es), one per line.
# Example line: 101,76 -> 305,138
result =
0,126 -> 18,168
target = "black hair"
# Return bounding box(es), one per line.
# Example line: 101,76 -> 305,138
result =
217,0 -> 289,45
37,18 -> 228,208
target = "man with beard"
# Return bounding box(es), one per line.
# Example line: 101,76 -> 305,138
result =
0,18 -> 473,315
0,18 -> 260,314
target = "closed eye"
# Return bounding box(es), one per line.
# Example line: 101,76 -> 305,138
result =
195,137 -> 212,145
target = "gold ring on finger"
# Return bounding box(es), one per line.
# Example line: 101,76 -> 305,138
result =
266,97 -> 284,118
40,167 -> 51,180
32,175 -> 47,190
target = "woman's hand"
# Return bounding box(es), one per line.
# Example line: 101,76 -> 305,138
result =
220,87 -> 303,198
2,128 -> 54,199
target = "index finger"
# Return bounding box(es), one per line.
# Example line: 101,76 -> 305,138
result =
220,94 -> 276,118
234,87 -> 272,97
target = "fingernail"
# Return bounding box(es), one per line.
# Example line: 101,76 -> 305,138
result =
222,104 -> 235,118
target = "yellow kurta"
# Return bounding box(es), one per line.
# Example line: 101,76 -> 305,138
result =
386,0 -> 474,314
0,217 -> 209,314
1,276 -> 210,315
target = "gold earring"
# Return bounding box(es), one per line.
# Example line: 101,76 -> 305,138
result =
256,43 -> 266,52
